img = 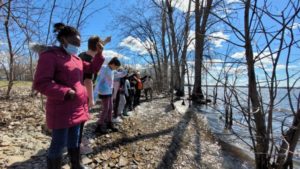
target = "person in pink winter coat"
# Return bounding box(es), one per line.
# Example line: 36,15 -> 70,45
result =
33,23 -> 104,169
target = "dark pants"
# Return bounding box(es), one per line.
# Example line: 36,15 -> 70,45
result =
125,95 -> 132,112
127,89 -> 134,111
99,96 -> 113,125
79,122 -> 84,145
113,91 -> 120,118
48,124 -> 81,159
134,89 -> 141,107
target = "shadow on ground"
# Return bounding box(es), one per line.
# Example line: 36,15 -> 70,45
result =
8,99 -> 249,169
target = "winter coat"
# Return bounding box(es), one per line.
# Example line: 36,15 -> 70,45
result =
33,46 -> 104,129
143,77 -> 153,89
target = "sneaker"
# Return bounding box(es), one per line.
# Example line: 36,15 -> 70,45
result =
123,112 -> 129,116
112,117 -> 123,123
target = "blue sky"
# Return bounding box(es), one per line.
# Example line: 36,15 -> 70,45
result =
0,0 -> 299,87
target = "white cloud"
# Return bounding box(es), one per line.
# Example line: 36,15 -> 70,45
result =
254,51 -> 275,65
208,31 -> 229,48
103,50 -> 130,60
290,23 -> 300,29
288,65 -> 299,71
210,59 -> 223,63
204,59 -> 224,64
0,41 -> 8,46
231,50 -> 276,66
133,64 -> 144,70
231,51 -> 245,59
187,31 -> 229,50
226,0 -> 240,4
263,64 -> 299,72
172,0 -> 196,13
119,36 -> 154,55
187,31 -> 196,51
212,65 -> 247,75
276,64 -> 286,70
155,0 -> 196,13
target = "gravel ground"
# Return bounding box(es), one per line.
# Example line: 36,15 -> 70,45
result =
0,87 -> 253,169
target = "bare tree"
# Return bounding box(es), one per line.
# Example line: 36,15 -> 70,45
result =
165,0 -> 182,96
179,0 -> 192,97
209,0 -> 300,168
192,0 -> 214,102
3,0 -> 14,98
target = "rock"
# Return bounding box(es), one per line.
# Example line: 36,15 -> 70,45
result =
145,145 -> 152,151
118,156 -> 129,167
102,162 -> 109,169
80,145 -> 93,155
82,156 -> 93,165
62,164 -> 70,169
133,154 -> 142,162
100,151 -> 112,161
122,151 -> 128,157
35,149 -> 47,156
94,157 -> 102,163
6,156 -> 26,166
108,161 -> 115,167
111,152 -> 120,159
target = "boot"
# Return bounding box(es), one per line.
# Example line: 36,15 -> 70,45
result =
107,122 -> 119,132
47,156 -> 62,169
94,124 -> 108,135
68,147 -> 90,169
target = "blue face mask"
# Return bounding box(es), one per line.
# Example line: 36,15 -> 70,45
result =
64,44 -> 79,55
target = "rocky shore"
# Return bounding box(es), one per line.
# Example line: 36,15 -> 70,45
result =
0,87 -> 253,169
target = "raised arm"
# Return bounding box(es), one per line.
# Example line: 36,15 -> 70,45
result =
82,52 -> 105,74
114,70 -> 128,78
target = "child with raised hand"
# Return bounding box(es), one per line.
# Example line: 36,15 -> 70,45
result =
94,57 -> 127,134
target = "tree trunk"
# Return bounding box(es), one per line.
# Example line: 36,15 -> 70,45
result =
193,0 -> 213,101
179,0 -> 192,97
4,0 -> 14,99
276,108 -> 300,169
244,0 -> 268,168
161,1 -> 169,91
166,0 -> 181,94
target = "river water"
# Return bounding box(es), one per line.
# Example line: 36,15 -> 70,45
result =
187,86 -> 300,166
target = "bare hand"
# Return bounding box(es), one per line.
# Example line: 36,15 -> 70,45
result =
89,100 -> 95,107
103,36 -> 111,45
96,42 -> 104,54
66,89 -> 76,100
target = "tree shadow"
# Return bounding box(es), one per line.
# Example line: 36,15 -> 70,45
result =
164,104 -> 175,113
192,114 -> 202,168
7,124 -> 176,169
83,121 -> 175,154
7,149 -> 48,169
156,109 -> 194,169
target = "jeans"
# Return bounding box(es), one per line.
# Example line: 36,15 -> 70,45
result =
117,94 -> 126,115
47,125 -> 81,159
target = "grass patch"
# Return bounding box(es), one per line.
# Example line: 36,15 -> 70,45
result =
0,81 -> 32,87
